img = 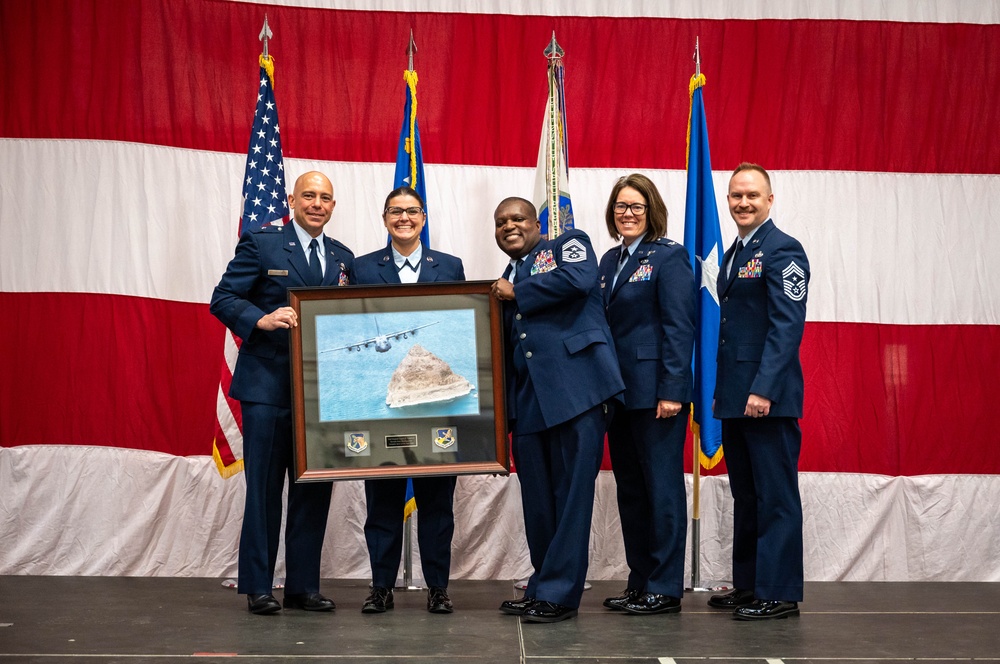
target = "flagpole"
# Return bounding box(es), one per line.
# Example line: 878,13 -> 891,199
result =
544,32 -> 564,239
405,29 -> 419,208
222,14 -> 286,591
398,28 -> 422,593
402,510 -> 418,590
685,36 -> 729,594
689,34 -> 705,593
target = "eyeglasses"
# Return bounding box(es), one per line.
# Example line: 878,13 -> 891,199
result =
613,202 -> 647,216
385,206 -> 424,218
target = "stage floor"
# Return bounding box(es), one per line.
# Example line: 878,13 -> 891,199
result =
0,577 -> 997,663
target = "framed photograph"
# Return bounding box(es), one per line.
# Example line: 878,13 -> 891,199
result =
289,280 -> 509,481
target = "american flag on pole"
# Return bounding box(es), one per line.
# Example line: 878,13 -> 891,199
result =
212,42 -> 289,478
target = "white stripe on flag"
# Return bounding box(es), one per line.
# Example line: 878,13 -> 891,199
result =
3,138 -> 999,326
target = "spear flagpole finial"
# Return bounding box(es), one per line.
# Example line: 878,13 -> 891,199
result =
544,30 -> 564,61
259,14 -> 273,59
693,35 -> 701,78
407,29 -> 417,71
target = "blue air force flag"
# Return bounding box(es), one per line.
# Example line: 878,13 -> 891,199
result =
683,73 -> 724,468
393,69 -> 430,247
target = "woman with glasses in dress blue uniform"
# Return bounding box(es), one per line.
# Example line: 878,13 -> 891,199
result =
352,186 -> 465,616
597,174 -> 696,616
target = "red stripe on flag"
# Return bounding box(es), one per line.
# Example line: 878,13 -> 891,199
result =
2,292 -> 997,474
212,327 -> 245,475
684,321 -> 1000,477
1,292 -> 221,457
799,322 -> 999,476
2,1 -> 998,173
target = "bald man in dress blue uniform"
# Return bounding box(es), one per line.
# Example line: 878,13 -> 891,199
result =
491,197 -> 625,624
709,163 -> 810,620
352,186 -> 465,616
211,171 -> 354,615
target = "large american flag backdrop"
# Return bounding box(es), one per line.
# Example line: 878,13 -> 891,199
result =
2,0 -> 998,581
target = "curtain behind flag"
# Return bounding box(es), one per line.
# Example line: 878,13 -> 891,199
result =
683,73 -> 724,469
394,69 -> 430,247
212,54 -> 290,478
531,36 -> 573,239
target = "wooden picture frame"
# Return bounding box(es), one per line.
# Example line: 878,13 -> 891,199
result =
288,281 -> 509,481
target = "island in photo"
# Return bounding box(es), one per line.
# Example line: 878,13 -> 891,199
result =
385,344 -> 475,408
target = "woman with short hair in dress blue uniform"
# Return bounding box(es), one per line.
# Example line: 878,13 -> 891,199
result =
352,186 -> 465,616
597,174 -> 696,615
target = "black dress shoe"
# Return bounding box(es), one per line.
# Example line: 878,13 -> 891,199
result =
427,586 -> 454,614
622,592 -> 682,615
707,588 -> 755,609
499,595 -> 535,615
361,586 -> 394,614
733,599 -> 800,620
246,593 -> 281,615
283,592 -> 335,612
521,601 -> 578,623
603,587 -> 641,611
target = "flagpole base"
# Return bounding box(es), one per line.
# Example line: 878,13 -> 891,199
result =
514,579 -> 591,591
685,581 -> 732,593
221,577 -> 285,590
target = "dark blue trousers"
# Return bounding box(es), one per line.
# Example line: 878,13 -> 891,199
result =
513,405 -> 605,609
722,416 -> 804,602
607,404 -> 688,597
364,476 -> 457,588
237,402 -> 332,595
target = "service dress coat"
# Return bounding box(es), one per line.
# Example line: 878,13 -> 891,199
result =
505,229 -> 625,434
212,223 -> 354,408
715,219 -> 808,418
351,245 -> 465,286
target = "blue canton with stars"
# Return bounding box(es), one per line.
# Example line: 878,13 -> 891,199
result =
240,65 -> 288,235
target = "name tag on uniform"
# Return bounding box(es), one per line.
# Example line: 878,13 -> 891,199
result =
268,269 -> 289,276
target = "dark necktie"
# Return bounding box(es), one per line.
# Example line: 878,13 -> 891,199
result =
619,246 -> 630,266
307,238 -> 323,286
398,260 -> 417,272
730,239 -> 744,279
613,247 -> 630,289
512,257 -> 525,283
